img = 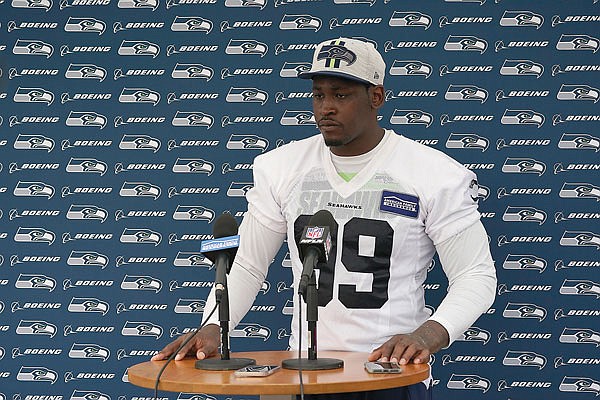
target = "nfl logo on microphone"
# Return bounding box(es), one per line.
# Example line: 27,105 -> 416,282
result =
306,227 -> 324,239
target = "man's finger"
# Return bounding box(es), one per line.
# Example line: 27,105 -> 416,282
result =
174,340 -> 195,360
367,349 -> 383,362
151,339 -> 182,360
396,343 -> 420,365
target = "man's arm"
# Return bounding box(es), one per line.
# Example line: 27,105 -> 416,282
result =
152,213 -> 286,361
369,220 -> 496,364
202,213 -> 287,329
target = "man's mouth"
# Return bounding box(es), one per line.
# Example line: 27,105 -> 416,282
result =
319,120 -> 339,128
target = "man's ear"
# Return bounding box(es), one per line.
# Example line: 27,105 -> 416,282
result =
370,85 -> 385,109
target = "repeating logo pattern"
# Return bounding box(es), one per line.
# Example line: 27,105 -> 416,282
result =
0,2 -> 598,400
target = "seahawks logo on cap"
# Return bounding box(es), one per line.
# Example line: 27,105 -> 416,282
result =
317,40 -> 356,68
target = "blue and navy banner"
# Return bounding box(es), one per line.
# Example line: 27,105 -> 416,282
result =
0,1 -> 599,399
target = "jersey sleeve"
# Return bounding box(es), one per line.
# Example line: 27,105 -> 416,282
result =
429,220 -> 497,344
202,212 -> 287,330
423,161 -> 481,245
245,153 -> 288,234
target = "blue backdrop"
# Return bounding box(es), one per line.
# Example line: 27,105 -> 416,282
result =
0,1 -> 599,399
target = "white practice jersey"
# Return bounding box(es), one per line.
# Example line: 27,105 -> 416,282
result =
246,130 -> 482,352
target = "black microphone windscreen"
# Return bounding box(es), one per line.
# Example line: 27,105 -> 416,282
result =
308,209 -> 336,228
212,213 -> 239,238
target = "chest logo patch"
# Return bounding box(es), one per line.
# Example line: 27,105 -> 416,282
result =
380,190 -> 419,218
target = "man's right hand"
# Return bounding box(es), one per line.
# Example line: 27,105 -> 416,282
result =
151,323 -> 220,361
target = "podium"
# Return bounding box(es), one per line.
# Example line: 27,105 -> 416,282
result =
128,351 -> 430,399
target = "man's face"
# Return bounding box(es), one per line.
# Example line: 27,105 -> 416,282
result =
312,75 -> 378,155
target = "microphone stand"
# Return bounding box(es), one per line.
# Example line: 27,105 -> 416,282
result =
282,270 -> 344,370
195,277 -> 255,370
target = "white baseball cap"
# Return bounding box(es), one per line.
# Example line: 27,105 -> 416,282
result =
299,37 -> 385,86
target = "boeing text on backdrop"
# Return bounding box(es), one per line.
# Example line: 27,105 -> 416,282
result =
153,37 -> 497,400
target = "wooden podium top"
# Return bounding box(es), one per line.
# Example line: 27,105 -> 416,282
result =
128,351 -> 430,395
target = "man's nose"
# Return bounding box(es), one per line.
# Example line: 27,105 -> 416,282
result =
319,97 -> 336,115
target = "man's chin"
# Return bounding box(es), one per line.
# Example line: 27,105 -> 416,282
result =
324,138 -> 345,147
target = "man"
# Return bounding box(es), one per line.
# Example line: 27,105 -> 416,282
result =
153,37 -> 496,400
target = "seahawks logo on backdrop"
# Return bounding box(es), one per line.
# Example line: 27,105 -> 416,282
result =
71,390 -> 111,400
67,251 -> 109,268
11,0 -> 53,10
559,376 -> 600,396
556,34 -> 599,53
444,35 -> 487,53
500,59 -> 544,78
173,252 -> 212,268
559,279 -> 600,298
560,231 -> 600,249
499,11 -> 544,29
559,182 -> 600,201
17,366 -> 57,383
317,40 -> 357,68
177,393 -> 218,400
225,39 -> 268,57
68,343 -> 110,361
68,297 -> 109,315
230,323 -> 271,340
280,62 -> 311,78
502,350 -> 546,369
447,374 -> 490,393
117,0 -> 159,9
456,326 -> 490,344
502,254 -> 547,273
503,302 -> 547,321
174,299 -> 205,314
15,320 -> 57,337
389,11 -> 432,29
121,275 -> 162,292
557,84 -> 600,103
389,60 -> 432,78
121,321 -> 162,339
558,133 -> 600,152
225,0 -> 267,8
559,327 -> 600,346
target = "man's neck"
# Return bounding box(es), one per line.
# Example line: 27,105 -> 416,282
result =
329,126 -> 386,157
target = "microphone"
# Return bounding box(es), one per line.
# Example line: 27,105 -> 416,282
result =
200,213 -> 239,303
282,209 -> 343,371
297,210 -> 335,296
196,213 -> 255,371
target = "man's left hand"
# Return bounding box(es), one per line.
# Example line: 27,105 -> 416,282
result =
368,320 -> 449,365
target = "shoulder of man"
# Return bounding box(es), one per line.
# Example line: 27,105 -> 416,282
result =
254,134 -> 322,165
392,132 -> 470,175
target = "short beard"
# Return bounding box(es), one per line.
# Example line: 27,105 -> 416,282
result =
324,138 -> 346,147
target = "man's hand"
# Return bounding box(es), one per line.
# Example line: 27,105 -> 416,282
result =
151,324 -> 220,361
368,320 -> 449,365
